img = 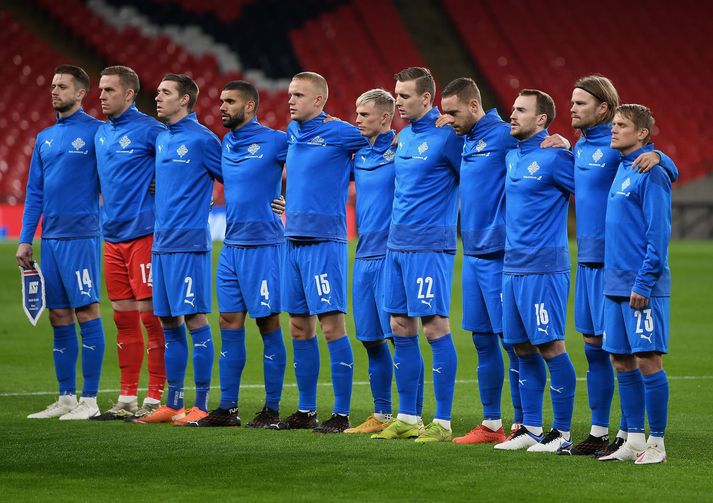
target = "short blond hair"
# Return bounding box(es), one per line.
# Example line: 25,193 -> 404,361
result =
356,88 -> 395,115
293,71 -> 328,101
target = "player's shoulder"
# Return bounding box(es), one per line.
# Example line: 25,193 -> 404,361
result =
540,145 -> 574,164
643,163 -> 672,190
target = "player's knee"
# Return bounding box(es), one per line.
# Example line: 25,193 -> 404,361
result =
319,312 -> 345,341
513,342 -> 537,356
256,314 -> 280,334
537,339 -> 566,359
289,315 -> 313,340
422,315 -> 450,340
583,334 -> 602,346
390,314 -> 415,336
610,353 -> 637,372
49,308 -> 74,327
75,303 -> 101,324
185,313 -> 208,331
160,316 -> 182,329
636,352 -> 663,375
362,340 -> 385,350
219,312 -> 245,330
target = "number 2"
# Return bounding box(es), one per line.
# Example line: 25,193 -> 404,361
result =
416,277 -> 434,299
184,276 -> 194,298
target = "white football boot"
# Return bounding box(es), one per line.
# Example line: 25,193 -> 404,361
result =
494,425 -> 544,450
59,396 -> 100,420
599,440 -> 645,461
527,428 -> 573,453
27,395 -> 78,419
635,438 -> 667,464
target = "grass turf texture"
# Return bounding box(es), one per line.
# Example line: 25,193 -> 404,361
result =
1,240 -> 712,501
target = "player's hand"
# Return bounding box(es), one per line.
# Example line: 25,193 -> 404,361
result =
323,114 -> 339,123
632,152 -> 660,173
271,195 -> 285,216
629,291 -> 649,309
435,114 -> 455,128
391,130 -> 400,147
540,134 -> 571,149
148,179 -> 155,195
16,243 -> 33,269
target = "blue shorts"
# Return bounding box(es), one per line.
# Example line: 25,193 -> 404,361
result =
282,240 -> 347,315
41,237 -> 101,309
502,272 -> 569,346
462,254 -> 503,333
575,264 -> 605,336
383,250 -> 455,318
603,296 -> 669,355
353,257 -> 392,341
216,244 -> 282,318
152,252 -> 212,317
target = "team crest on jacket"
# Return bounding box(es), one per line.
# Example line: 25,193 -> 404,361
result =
69,137 -> 89,154
621,177 -> 631,190
383,149 -> 395,161
72,137 -> 85,150
308,135 -> 325,146
592,148 -> 603,162
418,142 -> 428,155
475,139 -> 487,152
527,161 -> 540,175
119,135 -> 131,149
247,143 -> 260,155
177,144 -> 188,157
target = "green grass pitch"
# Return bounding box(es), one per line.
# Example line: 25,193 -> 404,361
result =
1,240 -> 712,501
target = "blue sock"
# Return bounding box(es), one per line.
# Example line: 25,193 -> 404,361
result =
518,352 -> 546,428
644,370 -> 669,437
52,324 -> 78,396
79,318 -> 105,398
546,353 -> 577,432
617,369 -> 645,435
473,333 -> 504,420
218,328 -> 246,410
584,342 -> 615,428
619,402 -> 628,433
417,351 -> 425,417
293,338 -> 319,411
328,337 -> 354,415
190,325 -> 214,412
366,342 -> 392,415
502,340 -> 523,423
164,325 -> 188,409
430,334 -> 457,421
393,335 -> 421,416
262,328 -> 286,411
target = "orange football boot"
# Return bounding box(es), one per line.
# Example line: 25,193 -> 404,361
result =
135,405 -> 185,424
453,424 -> 507,444
173,407 -> 208,426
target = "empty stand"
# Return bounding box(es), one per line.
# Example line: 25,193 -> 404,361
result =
444,0 -> 711,183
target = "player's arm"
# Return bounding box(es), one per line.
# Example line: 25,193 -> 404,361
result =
146,122 -> 166,194
632,149 -> 679,182
444,132 -> 465,175
540,133 -> 571,149
17,143 -> 44,268
340,122 -> 369,153
552,150 -> 576,194
631,169 -> 672,307
203,134 -> 224,183
269,131 -> 288,216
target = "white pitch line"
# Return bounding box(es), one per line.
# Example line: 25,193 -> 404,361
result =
1,375 -> 712,398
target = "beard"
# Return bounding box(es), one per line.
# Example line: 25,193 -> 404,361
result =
222,110 -> 246,129
53,98 -> 76,114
